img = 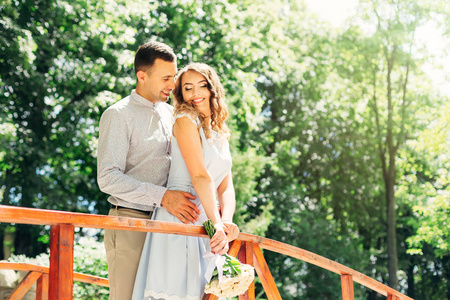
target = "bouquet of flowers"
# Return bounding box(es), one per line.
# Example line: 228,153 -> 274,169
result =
203,220 -> 255,297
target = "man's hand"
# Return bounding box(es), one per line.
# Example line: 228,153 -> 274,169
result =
161,190 -> 200,224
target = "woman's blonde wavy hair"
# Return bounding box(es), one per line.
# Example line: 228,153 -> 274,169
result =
172,63 -> 230,140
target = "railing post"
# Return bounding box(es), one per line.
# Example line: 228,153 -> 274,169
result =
238,242 -> 255,300
228,239 -> 242,257
49,224 -> 74,299
252,243 -> 282,300
341,274 -> 354,300
6,271 -> 42,300
36,273 -> 49,300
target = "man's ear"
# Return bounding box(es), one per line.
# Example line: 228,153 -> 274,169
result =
136,70 -> 147,83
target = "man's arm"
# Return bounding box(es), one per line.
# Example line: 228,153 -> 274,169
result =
97,107 -> 200,222
97,108 -> 167,208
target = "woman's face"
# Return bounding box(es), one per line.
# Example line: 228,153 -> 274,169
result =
181,70 -> 211,116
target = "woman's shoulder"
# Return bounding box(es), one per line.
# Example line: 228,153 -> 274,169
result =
174,109 -> 199,125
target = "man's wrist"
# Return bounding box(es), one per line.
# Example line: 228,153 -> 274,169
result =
160,189 -> 170,207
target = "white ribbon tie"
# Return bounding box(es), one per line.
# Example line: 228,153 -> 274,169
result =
204,252 -> 226,283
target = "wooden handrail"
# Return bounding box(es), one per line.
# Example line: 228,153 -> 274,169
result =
0,262 -> 109,287
0,205 -> 412,300
238,232 -> 410,299
0,261 -> 108,299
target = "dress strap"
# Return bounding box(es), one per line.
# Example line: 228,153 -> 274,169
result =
173,112 -> 199,126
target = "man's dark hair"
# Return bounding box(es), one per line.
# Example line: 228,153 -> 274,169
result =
134,41 -> 176,74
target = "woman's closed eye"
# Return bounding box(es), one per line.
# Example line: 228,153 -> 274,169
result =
185,85 -> 207,91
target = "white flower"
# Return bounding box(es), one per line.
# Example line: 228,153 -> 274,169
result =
204,264 -> 255,297
202,220 -> 255,297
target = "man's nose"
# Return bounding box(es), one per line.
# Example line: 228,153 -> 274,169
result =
168,79 -> 175,90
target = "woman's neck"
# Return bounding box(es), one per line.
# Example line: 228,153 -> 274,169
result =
203,115 -> 211,127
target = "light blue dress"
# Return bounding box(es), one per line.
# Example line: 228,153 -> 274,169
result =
132,113 -> 232,300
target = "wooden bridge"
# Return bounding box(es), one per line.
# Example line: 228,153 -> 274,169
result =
0,205 -> 412,300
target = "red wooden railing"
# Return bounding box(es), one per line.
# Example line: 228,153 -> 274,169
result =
0,262 -> 108,299
0,205 -> 412,300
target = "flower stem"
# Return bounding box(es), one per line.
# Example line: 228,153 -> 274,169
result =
203,219 -> 216,239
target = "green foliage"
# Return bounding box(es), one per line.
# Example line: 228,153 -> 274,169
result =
72,235 -> 109,299
7,234 -> 109,299
0,0 -> 138,257
230,147 -> 271,236
1,0 -> 449,298
0,0 -> 129,211
400,103 -> 450,258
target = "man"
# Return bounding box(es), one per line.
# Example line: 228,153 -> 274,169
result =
97,41 -> 201,300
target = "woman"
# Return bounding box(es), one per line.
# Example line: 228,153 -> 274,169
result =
132,63 -> 240,300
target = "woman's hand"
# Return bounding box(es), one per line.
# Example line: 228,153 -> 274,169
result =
210,223 -> 229,255
223,221 -> 239,242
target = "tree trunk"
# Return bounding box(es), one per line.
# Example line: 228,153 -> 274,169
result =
2,171 -> 15,259
385,45 -> 399,290
407,260 -> 415,298
443,255 -> 450,300
385,173 -> 398,289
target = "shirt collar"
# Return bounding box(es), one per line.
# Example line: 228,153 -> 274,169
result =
130,90 -> 161,109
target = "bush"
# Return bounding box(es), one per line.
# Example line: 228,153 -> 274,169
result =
8,233 -> 109,299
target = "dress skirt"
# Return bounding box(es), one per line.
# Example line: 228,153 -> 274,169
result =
132,186 -> 210,300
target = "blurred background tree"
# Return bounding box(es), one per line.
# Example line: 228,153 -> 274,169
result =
0,0 -> 448,298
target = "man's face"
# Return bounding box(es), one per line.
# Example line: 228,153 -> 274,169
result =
138,58 -> 177,103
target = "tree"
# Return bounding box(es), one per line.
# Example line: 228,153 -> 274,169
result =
242,0 -> 379,297
0,0 -> 269,257
0,0 -> 145,256
340,0 -> 450,289
399,101 -> 450,298
1,0 -> 448,298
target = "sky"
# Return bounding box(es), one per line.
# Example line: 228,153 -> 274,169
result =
305,0 -> 358,28
304,0 -> 450,97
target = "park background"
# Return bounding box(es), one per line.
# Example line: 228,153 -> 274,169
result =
0,0 -> 449,299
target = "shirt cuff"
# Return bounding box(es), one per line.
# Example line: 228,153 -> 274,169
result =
145,184 -> 168,208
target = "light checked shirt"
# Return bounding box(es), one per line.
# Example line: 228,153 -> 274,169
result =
97,90 -> 173,211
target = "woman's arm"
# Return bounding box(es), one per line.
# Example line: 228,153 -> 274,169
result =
173,116 -> 228,254
217,171 -> 239,241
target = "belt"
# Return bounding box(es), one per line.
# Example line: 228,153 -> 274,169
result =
110,204 -> 151,214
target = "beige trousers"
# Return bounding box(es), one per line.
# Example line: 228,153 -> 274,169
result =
104,207 -> 153,300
